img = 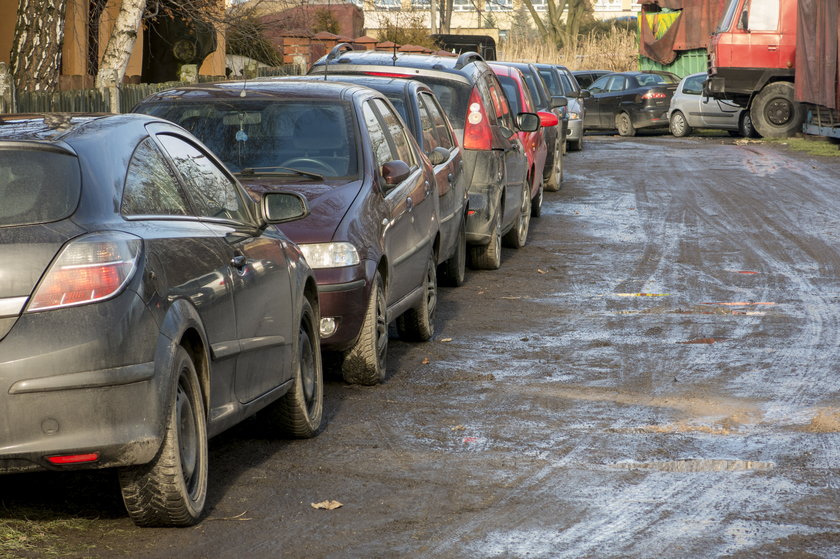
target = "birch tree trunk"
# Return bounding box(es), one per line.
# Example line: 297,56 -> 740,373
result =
10,0 -> 69,92
519,0 -> 590,48
95,0 -> 147,112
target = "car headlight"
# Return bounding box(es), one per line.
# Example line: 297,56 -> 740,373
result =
568,112 -> 580,120
299,242 -> 360,268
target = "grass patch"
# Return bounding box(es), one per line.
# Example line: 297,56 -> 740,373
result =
0,512 -> 101,558
761,135 -> 840,157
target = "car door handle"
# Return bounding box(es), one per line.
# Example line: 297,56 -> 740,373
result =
447,173 -> 455,184
230,255 -> 247,269
424,180 -> 432,196
406,197 -> 414,212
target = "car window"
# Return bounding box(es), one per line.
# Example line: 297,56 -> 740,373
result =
420,93 -> 455,150
497,75 -> 523,113
385,94 -> 409,125
520,71 -> 546,109
486,75 -> 516,131
589,75 -> 610,92
363,101 -> 395,169
122,138 -> 191,217
373,99 -> 416,168
155,134 -> 251,224
0,148 -> 80,227
559,68 -> 581,95
607,76 -> 627,92
538,68 -> 562,97
683,75 -> 705,95
416,94 -> 439,155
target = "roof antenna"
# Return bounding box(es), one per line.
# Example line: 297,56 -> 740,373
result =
392,44 -> 398,66
325,42 -> 353,80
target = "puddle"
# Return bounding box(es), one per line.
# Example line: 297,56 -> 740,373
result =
803,408 -> 840,433
611,459 -> 775,472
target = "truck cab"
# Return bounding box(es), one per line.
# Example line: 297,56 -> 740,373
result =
706,0 -> 803,137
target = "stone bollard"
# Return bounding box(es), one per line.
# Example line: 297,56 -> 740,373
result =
0,62 -> 15,114
179,64 -> 198,84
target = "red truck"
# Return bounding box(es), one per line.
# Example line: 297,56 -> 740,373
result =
706,0 -> 840,139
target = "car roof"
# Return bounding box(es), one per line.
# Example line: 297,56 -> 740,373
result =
0,114 -> 111,143
291,74 -> 432,97
311,49 -> 486,83
140,79 -> 379,104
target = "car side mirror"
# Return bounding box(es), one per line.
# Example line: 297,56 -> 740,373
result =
577,90 -> 591,99
262,191 -> 310,224
550,95 -> 567,109
537,111 -> 558,128
429,146 -> 449,166
738,9 -> 748,30
516,112 -> 540,132
381,160 -> 410,188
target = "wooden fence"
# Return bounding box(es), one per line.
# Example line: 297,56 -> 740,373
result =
9,65 -> 303,115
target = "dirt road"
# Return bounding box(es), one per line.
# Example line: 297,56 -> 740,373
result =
4,134 -> 840,558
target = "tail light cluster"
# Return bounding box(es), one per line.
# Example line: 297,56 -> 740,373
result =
463,86 -> 493,151
641,91 -> 668,100
28,232 -> 142,312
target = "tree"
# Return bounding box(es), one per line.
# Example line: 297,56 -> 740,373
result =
10,0 -> 69,92
519,0 -> 593,49
95,0 -> 147,101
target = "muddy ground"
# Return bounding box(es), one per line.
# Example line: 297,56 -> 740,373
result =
3,133 -> 840,558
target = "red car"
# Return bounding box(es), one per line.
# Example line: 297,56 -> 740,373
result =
490,63 -> 557,217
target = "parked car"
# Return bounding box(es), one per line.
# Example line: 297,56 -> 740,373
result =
490,63 -> 556,217
135,80 -> 441,385
668,72 -> 756,138
0,113 -> 322,526
309,48 -> 541,270
538,63 -> 589,151
492,61 -> 567,191
290,74 -> 469,286
572,69 -> 611,89
583,71 -> 680,136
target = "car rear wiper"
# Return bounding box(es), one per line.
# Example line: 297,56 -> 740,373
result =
238,166 -> 324,180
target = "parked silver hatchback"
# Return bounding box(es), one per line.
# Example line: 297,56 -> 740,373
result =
668,72 -> 756,137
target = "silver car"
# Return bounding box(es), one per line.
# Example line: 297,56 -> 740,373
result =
668,72 -> 756,137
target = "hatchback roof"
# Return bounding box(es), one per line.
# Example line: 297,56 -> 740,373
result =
139,79 -> 376,104
291,74 -> 431,97
311,49 -> 487,80
0,114 -> 108,143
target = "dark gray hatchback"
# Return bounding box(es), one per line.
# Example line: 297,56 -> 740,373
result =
0,114 -> 322,526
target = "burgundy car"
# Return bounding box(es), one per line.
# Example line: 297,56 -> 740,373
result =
136,81 -> 440,385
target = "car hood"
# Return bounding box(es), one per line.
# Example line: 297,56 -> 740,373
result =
0,221 -> 85,340
242,177 -> 365,244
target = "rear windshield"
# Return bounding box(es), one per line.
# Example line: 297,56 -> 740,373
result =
405,77 -> 470,129
638,73 -> 679,86
0,148 -> 80,227
138,100 -> 359,178
496,75 -> 523,113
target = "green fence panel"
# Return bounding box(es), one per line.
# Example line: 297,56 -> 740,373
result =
639,48 -> 707,78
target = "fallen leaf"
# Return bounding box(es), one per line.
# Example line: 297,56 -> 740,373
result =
451,425 -> 466,431
536,269 -> 546,274
422,357 -> 430,364
440,337 -> 453,343
311,500 -> 343,510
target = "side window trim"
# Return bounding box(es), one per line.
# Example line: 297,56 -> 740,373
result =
121,136 -> 197,220
371,98 -> 418,170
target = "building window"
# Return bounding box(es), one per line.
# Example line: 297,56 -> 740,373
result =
593,0 -> 622,10
453,0 -> 474,12
411,0 -> 430,6
485,0 -> 512,10
374,0 -> 402,9
530,0 -> 547,10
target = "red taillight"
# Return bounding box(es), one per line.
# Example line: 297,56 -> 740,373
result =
28,232 -> 142,312
364,71 -> 412,78
47,452 -> 100,465
641,91 -> 668,100
463,86 -> 492,151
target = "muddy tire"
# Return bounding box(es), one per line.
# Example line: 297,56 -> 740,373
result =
544,141 -> 562,192
119,346 -> 208,527
738,111 -> 758,138
750,81 -> 805,138
568,134 -> 583,152
342,272 -> 387,385
531,180 -> 543,218
616,112 -> 636,137
469,208 -> 502,270
264,298 -> 323,438
397,253 -> 437,342
503,184 -> 531,249
438,217 -> 466,287
670,111 -> 691,137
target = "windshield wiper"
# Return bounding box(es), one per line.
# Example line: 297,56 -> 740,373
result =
238,166 -> 324,180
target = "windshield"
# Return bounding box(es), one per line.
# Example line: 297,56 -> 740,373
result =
139,100 -> 359,178
717,0 -> 741,32
0,149 -> 80,227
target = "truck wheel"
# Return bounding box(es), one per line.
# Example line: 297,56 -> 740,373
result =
750,82 -> 805,138
119,346 -> 208,527
616,112 -> 636,137
669,111 -> 691,137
